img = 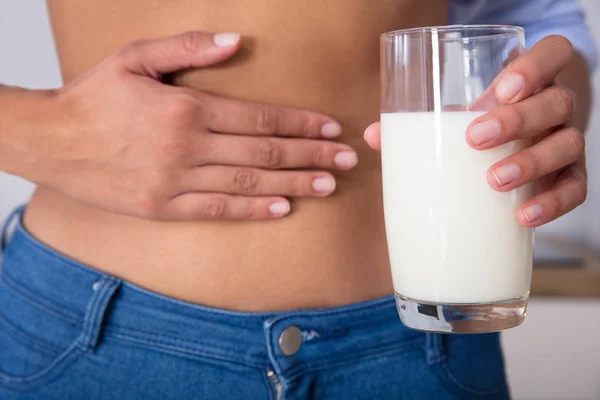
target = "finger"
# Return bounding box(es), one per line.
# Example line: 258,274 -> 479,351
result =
203,94 -> 342,139
487,126 -> 584,191
363,123 -> 381,150
115,31 -> 241,78
494,35 -> 573,104
517,164 -> 587,227
166,193 -> 291,220
181,166 -> 336,197
467,85 -> 575,148
202,135 -> 358,170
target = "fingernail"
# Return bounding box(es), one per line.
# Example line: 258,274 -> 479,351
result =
269,202 -> 290,216
321,122 -> 342,138
469,120 -> 501,145
496,73 -> 525,102
312,177 -> 336,193
334,152 -> 358,169
491,163 -> 521,186
523,204 -> 543,223
213,32 -> 240,47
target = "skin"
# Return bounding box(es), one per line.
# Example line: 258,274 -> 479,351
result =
0,2 -> 592,311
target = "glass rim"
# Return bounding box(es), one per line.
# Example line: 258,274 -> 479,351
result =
381,24 -> 524,41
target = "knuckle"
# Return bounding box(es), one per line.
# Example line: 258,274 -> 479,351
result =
310,146 -> 325,167
563,127 -> 585,156
180,31 -> 206,55
289,175 -> 307,196
164,96 -> 197,126
233,168 -> 259,195
256,139 -> 282,167
574,180 -> 588,204
525,151 -> 542,178
551,88 -> 575,119
548,190 -> 563,216
244,201 -> 258,219
203,197 -> 226,219
256,107 -> 279,135
135,191 -> 162,220
300,114 -> 319,138
506,106 -> 525,134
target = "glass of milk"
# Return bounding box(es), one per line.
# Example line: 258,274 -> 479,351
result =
380,26 -> 534,333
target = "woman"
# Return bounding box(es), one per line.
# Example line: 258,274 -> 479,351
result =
0,0 -> 595,398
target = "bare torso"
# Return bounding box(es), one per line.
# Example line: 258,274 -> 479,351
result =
26,0 -> 447,311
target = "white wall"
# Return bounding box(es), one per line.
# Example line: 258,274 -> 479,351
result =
0,2 -> 599,400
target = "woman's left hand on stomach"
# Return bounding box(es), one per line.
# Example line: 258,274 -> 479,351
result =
364,35 -> 587,228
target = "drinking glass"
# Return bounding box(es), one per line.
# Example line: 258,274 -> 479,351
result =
380,25 -> 534,333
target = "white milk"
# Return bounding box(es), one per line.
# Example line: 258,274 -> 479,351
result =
381,112 -> 534,304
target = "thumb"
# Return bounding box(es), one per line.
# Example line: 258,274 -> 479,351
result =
115,31 -> 241,78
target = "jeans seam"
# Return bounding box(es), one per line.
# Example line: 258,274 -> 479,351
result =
0,311 -> 63,355
264,298 -> 397,330
282,337 -> 425,381
0,340 -> 83,385
441,363 -> 508,396
105,332 -> 264,367
0,272 -> 82,325
105,324 -> 260,357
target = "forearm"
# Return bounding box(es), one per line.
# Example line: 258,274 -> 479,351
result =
0,85 -> 59,180
556,51 -> 593,134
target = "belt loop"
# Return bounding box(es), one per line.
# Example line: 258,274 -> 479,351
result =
425,333 -> 447,365
78,277 -> 121,351
1,204 -> 26,253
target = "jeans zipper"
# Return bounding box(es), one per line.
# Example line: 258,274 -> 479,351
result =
267,369 -> 282,400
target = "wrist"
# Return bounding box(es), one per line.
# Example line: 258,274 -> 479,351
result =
0,86 -> 62,182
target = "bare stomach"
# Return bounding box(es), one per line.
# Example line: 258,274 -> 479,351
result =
25,0 -> 446,311
26,169 -> 391,311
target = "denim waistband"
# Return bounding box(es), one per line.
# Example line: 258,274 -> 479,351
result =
0,206 -> 427,382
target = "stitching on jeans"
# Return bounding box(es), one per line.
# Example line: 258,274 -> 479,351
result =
103,325 -> 263,364
283,338 -> 425,381
0,340 -> 83,384
80,279 -> 119,351
78,280 -> 108,350
0,273 -> 82,325
106,333 -> 263,367
0,311 -> 63,355
264,299 -> 398,329
441,363 -> 507,396
123,282 -> 396,325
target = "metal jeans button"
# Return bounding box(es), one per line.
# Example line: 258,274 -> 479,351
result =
279,326 -> 302,356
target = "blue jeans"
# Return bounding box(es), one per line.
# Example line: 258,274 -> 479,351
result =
0,207 -> 510,399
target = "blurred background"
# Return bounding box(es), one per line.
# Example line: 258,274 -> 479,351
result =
0,1 -> 599,399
